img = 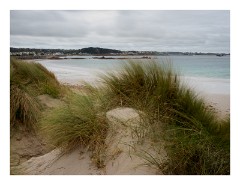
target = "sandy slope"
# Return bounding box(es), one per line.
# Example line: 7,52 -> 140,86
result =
10,130 -> 51,168
10,94 -> 64,174
19,148 -> 101,175
17,108 -> 164,175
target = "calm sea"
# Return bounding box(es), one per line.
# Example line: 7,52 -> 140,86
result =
36,55 -> 230,95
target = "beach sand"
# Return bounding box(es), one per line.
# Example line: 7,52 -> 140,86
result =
201,93 -> 230,118
182,76 -> 230,117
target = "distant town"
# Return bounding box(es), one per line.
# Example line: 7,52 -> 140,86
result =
10,47 -> 230,60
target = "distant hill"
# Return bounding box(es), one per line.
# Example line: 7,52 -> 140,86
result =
10,47 -> 230,57
80,47 -> 122,54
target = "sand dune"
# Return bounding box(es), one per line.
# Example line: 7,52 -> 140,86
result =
17,108 -> 165,175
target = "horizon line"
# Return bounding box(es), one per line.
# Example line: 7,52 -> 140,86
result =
10,46 -> 230,54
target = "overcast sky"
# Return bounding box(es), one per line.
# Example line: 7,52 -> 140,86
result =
10,10 -> 230,52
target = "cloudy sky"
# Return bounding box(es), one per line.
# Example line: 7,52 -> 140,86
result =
10,10 -> 230,52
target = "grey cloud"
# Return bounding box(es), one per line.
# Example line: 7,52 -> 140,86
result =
10,10 -> 230,52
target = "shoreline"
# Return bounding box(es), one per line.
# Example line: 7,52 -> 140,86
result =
13,55 -> 154,60
29,59 -> 231,117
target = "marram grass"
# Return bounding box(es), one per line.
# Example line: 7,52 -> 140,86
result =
10,58 -> 63,131
40,92 -> 108,168
10,58 -> 62,98
10,85 -> 40,130
100,60 -> 230,174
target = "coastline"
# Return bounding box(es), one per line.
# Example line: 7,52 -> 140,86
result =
27,58 -> 231,117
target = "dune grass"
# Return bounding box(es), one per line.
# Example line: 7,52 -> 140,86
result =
40,92 -> 108,168
10,58 -> 62,98
100,60 -> 230,174
10,58 -> 63,131
10,85 -> 40,131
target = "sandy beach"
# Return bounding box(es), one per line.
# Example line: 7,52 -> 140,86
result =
201,93 -> 230,118
179,76 -> 230,117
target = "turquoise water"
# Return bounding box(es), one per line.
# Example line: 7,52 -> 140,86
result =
38,55 -> 230,79
164,55 -> 230,79
36,55 -> 230,94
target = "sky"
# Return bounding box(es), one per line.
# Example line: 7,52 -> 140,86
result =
10,10 -> 230,53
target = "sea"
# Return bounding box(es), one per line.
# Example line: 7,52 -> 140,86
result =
36,55 -> 230,95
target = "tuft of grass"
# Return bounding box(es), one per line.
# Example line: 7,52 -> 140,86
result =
40,92 -> 108,168
10,85 -> 40,131
10,58 -> 63,131
100,60 -> 230,174
101,61 -> 180,113
10,58 -> 62,98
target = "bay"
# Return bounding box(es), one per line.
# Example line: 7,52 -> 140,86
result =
36,55 -> 230,95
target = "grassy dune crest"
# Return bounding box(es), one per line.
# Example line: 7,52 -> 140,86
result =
10,58 -> 61,98
101,61 -> 230,174
10,58 -> 62,130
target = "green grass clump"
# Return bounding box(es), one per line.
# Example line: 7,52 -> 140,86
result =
10,85 -> 40,131
101,60 -> 230,174
40,92 -> 108,168
10,58 -> 62,98
163,125 -> 230,174
101,61 -> 180,110
10,57 -> 63,131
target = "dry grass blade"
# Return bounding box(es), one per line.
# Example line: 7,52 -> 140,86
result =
10,85 -> 40,130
